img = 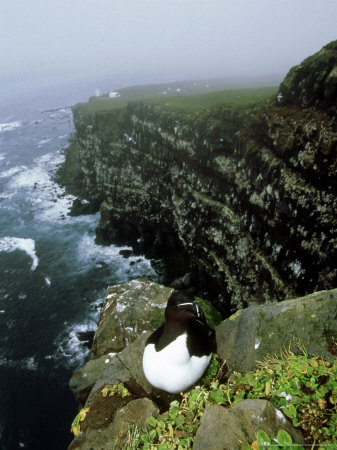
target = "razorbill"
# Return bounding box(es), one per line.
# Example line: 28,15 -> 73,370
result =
142,291 -> 213,394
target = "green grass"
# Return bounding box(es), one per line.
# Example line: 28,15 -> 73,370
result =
74,84 -> 277,115
145,86 -> 277,111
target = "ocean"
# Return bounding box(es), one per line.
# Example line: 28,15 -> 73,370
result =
0,78 -> 157,449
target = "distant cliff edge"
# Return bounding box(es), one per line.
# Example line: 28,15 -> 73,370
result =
58,41 -> 337,314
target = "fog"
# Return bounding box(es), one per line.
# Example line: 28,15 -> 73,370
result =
1,0 -> 337,90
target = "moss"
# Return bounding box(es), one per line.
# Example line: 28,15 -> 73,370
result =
229,309 -> 242,321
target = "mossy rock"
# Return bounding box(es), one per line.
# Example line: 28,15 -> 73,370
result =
279,40 -> 337,111
216,288 -> 337,373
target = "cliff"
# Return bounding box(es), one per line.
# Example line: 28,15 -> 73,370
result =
59,41 -> 337,314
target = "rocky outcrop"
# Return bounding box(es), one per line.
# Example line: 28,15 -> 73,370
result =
60,41 -> 337,314
278,40 -> 337,113
216,287 -> 337,373
193,399 -> 304,450
70,279 -> 172,404
91,279 -> 172,357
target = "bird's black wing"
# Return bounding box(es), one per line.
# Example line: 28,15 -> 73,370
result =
145,324 -> 165,346
187,317 -> 214,357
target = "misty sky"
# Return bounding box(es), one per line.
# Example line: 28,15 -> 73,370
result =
1,0 -> 337,87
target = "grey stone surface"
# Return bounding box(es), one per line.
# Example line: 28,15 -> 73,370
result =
193,399 -> 304,450
216,288 -> 337,373
91,279 -> 172,357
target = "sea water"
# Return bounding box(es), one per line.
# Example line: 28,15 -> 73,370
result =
0,80 -> 157,449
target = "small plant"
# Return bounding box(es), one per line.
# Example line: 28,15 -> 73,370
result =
101,383 -> 131,398
202,352 -> 221,383
70,407 -> 90,436
242,429 -> 305,449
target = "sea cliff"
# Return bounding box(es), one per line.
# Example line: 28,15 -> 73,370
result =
59,41 -> 337,314
63,41 -> 337,449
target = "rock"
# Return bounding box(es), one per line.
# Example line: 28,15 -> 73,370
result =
69,353 -> 130,406
91,279 -> 172,357
119,249 -> 133,258
216,288 -> 337,373
279,40 -> 337,111
69,398 -> 159,449
169,272 -> 193,289
87,332 -> 153,403
193,399 -> 304,450
76,330 -> 95,349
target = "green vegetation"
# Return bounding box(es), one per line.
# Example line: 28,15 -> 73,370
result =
101,383 -> 131,399
74,85 -> 277,115
70,407 -> 90,436
144,86 -> 277,111
246,429 -> 304,449
127,345 -> 337,449
195,297 -> 222,330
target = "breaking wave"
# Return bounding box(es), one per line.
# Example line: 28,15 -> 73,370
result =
0,121 -> 22,133
52,320 -> 98,369
0,237 -> 39,271
77,232 -> 157,280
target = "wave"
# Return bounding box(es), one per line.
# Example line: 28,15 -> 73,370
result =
0,355 -> 38,371
0,236 -> 39,270
5,152 -> 78,222
0,165 -> 27,178
52,320 -> 97,369
37,138 -> 52,146
0,121 -> 22,133
0,153 -> 5,162
77,233 -> 156,280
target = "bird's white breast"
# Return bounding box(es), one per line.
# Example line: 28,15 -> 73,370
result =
142,332 -> 211,394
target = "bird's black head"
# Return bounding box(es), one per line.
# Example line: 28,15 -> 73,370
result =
165,291 -> 198,322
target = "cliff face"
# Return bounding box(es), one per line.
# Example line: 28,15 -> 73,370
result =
62,44 -> 337,314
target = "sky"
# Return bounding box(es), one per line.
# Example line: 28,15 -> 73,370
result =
1,0 -> 337,89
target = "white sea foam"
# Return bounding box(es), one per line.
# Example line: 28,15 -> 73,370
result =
0,236 -> 39,270
0,355 -> 38,371
53,320 -> 97,368
77,233 -> 156,279
38,138 -> 52,146
0,121 -> 22,133
0,191 -> 16,199
9,164 -> 49,188
0,165 -> 27,178
0,153 -> 5,162
7,152 -> 77,222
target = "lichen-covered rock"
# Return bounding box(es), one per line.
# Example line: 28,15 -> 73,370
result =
193,399 -> 304,450
69,398 -> 158,450
69,352 -> 130,406
91,279 -> 172,357
87,332 -> 153,403
278,40 -> 337,112
216,288 -> 337,373
70,279 -> 172,405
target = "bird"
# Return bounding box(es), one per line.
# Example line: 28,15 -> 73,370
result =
142,291 -> 213,394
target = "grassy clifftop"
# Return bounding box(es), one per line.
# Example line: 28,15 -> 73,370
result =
73,82 -> 277,115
